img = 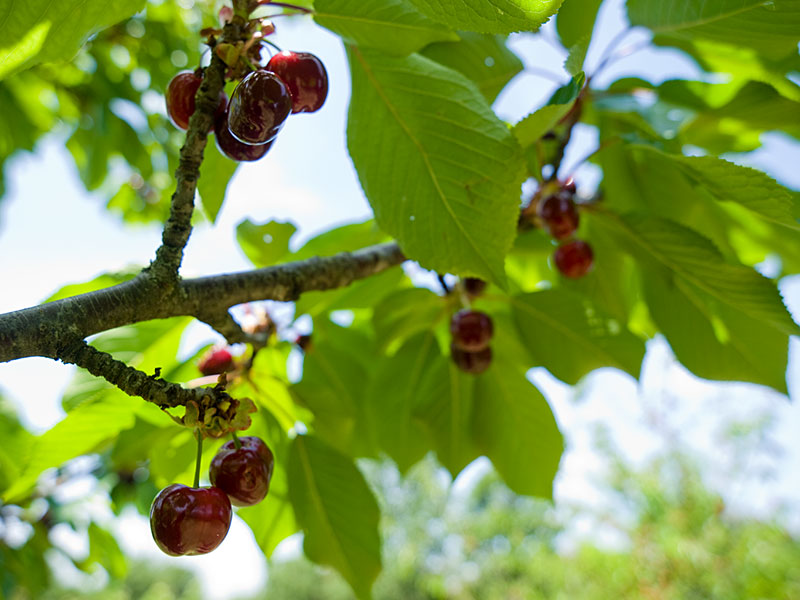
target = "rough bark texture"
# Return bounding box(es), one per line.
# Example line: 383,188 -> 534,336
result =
148,20 -> 246,285
0,242 -> 405,363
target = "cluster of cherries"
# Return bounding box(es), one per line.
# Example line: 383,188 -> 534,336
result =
166,49 -> 328,162
150,434 -> 274,556
535,178 -> 594,278
449,278 -> 494,375
149,346 -> 276,556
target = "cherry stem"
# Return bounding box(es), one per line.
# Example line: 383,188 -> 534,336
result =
259,38 -> 283,53
437,274 -> 451,295
193,432 -> 203,488
255,0 -> 313,13
232,432 -> 242,449
564,136 -> 622,174
242,55 -> 259,73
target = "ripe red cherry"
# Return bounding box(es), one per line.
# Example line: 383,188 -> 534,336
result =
538,192 -> 579,240
210,436 -> 274,506
166,71 -> 227,131
554,239 -> 594,278
228,70 -> 292,144
450,343 -> 492,375
450,309 -> 493,352
463,277 -> 487,298
214,108 -> 273,161
266,51 -> 329,114
562,177 -> 577,195
150,484 -> 232,556
198,347 -> 235,376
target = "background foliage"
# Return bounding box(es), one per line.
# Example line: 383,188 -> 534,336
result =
0,0 -> 798,597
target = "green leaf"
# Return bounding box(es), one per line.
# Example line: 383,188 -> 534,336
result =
513,72 -> 584,148
238,411 -> 298,557
421,32 -> 524,103
512,289 -> 646,384
627,0 -> 800,59
0,0 -> 147,80
370,332 -> 442,472
237,220 -> 298,267
197,140 -> 239,224
414,352 -> 481,477
636,147 -> 800,232
408,0 -> 565,34
595,213 -> 800,339
45,270 -> 139,303
290,340 -> 374,457
82,523 -> 127,579
3,396 -> 136,502
472,368 -> 563,498
0,399 -> 34,493
230,347 -> 305,432
314,0 -> 457,56
371,287 -> 446,352
288,435 -> 382,600
292,220 -> 389,261
641,266 -> 789,392
294,267 -> 406,318
563,37 -> 590,75
556,0 -> 603,49
347,47 -> 525,285
652,36 -> 800,102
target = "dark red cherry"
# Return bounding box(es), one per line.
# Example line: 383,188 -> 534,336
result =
450,309 -> 493,352
228,70 -> 292,144
562,177 -> 577,195
463,277 -> 487,297
150,484 -> 232,556
198,347 -> 235,376
210,436 -> 274,507
538,193 -> 579,240
266,51 -> 328,114
295,334 -> 312,351
554,239 -> 594,278
214,109 -> 273,161
166,71 -> 227,131
450,343 -> 492,375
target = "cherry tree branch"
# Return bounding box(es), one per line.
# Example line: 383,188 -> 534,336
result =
0,241 -> 406,364
58,340 -> 222,409
148,20 -> 249,285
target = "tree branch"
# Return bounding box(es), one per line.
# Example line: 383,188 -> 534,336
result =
0,241 -> 405,363
148,20 -> 248,286
58,340 -> 216,409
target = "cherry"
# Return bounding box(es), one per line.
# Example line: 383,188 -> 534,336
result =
266,51 -> 328,114
227,70 -> 292,145
450,309 -> 493,352
463,277 -> 487,298
562,177 -> 577,195
554,239 -> 594,278
166,70 -> 226,131
295,334 -> 312,351
450,343 -> 492,375
210,436 -> 274,507
537,192 -> 579,240
215,108 -> 273,161
198,347 -> 235,376
150,484 -> 232,556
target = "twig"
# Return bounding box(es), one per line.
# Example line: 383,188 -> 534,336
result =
148,20 -> 250,286
58,340 -> 229,409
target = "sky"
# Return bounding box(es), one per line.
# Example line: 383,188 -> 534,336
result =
1,0 -> 799,597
